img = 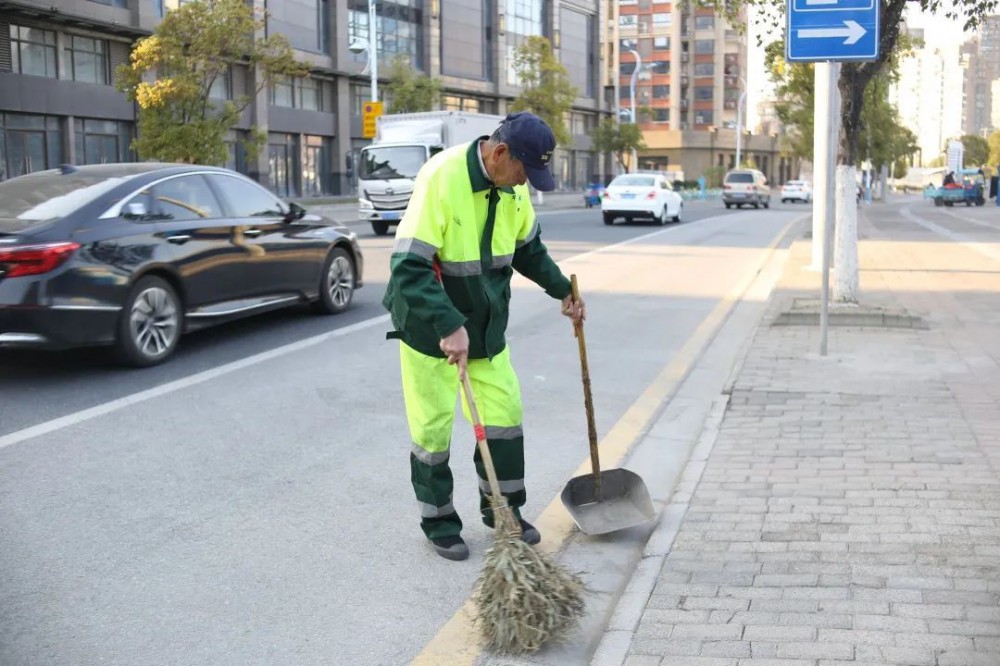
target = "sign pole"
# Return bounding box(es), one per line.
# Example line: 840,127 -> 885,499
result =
815,61 -> 836,356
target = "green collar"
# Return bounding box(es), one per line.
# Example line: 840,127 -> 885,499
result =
465,138 -> 515,194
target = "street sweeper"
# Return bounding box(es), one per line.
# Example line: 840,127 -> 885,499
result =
382,111 -> 586,562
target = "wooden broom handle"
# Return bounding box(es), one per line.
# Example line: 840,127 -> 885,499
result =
571,275 -> 602,485
460,371 -> 506,509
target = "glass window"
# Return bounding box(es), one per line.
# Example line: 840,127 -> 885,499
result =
352,84 -> 372,116
652,13 -> 671,26
272,76 -> 294,107
64,35 -> 108,84
695,87 -> 713,100
650,60 -> 670,74
74,118 -> 121,165
694,63 -> 715,77
210,174 -> 288,217
653,36 -> 670,49
301,135 -> 330,197
619,16 -> 637,27
154,175 -> 223,221
360,145 -> 427,180
695,40 -> 715,54
348,0 -> 423,69
653,108 -> 669,123
507,0 -> 543,35
209,68 -> 231,100
695,16 -> 715,30
10,24 -> 57,78
652,85 -> 670,98
695,111 -> 713,125
298,77 -> 321,111
3,113 -> 63,178
0,171 -> 136,219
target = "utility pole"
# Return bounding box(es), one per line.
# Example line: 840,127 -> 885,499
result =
628,47 -> 641,172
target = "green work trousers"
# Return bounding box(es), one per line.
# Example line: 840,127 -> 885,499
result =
399,342 -> 526,540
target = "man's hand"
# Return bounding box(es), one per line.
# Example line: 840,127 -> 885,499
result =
561,293 -> 586,325
439,326 -> 469,372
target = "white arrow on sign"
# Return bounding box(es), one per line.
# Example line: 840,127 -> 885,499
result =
797,20 -> 866,45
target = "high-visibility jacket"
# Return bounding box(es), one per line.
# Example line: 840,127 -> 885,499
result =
382,138 -> 570,360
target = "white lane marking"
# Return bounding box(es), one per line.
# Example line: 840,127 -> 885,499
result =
1,209 -> 794,452
0,316 -> 390,451
901,205 -> 1000,263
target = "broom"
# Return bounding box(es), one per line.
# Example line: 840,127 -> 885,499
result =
459,370 -> 586,654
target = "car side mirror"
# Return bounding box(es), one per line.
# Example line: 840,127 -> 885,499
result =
285,201 -> 307,222
123,202 -> 148,219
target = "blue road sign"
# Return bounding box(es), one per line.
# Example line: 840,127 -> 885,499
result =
786,0 -> 879,62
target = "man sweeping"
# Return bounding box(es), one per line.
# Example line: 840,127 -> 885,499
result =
383,112 -> 586,561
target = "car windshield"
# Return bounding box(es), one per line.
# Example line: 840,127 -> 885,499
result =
359,146 -> 427,180
0,172 -> 134,221
612,176 -> 656,187
785,181 -> 803,187
726,173 -> 754,183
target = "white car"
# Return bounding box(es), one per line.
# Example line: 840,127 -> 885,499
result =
780,180 -> 812,203
601,173 -> 683,225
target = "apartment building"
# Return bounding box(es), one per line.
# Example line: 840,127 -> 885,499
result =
606,0 -> 791,184
0,0 -> 607,196
960,15 -> 1000,138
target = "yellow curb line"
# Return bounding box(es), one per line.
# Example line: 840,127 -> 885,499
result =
412,217 -> 801,666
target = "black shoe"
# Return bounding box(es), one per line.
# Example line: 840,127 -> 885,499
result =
429,534 -> 469,561
518,519 -> 541,545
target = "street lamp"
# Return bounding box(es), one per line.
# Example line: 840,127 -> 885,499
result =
735,76 -> 747,169
627,46 -> 641,173
349,0 -> 379,103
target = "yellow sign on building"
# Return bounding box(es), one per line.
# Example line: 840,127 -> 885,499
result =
362,101 -> 384,139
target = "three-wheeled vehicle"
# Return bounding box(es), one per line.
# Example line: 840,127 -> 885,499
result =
932,169 -> 986,207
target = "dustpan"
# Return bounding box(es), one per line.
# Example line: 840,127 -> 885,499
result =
560,275 -> 655,535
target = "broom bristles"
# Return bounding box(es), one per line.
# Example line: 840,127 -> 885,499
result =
473,505 -> 586,654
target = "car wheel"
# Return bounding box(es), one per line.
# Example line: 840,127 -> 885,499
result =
603,212 -> 615,225
115,275 -> 182,367
658,205 -> 669,225
313,246 -> 356,315
724,203 -> 731,209
753,197 -> 761,209
672,203 -> 682,223
782,198 -> 787,203
371,220 -> 390,236
763,197 -> 770,209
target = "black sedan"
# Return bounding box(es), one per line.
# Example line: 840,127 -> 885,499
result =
0,163 -> 363,366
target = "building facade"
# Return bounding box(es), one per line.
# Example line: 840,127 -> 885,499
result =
604,0 -> 788,184
960,15 -> 1000,138
0,0 -> 608,196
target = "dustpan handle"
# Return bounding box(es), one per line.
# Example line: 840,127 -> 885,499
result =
571,275 -> 601,485
459,371 -> 508,514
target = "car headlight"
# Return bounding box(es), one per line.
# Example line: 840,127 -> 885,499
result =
359,199 -> 374,210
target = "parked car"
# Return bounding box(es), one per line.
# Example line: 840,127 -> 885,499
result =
0,163 -> 363,366
601,173 -> 683,225
780,179 -> 812,203
722,169 -> 771,209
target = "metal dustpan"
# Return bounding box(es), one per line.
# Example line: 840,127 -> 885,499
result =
560,276 -> 655,536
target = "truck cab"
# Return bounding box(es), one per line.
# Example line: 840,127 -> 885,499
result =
357,111 -> 505,236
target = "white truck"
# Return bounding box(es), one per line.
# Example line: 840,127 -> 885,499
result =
358,110 -> 505,235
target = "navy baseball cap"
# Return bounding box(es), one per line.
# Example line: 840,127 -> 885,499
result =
497,112 -> 556,192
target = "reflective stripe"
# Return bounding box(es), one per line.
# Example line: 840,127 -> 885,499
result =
516,219 -> 539,248
485,425 -> 523,440
491,254 -> 513,269
418,500 -> 456,518
478,478 -> 526,494
439,260 -> 481,276
393,236 -> 438,261
411,443 -> 450,466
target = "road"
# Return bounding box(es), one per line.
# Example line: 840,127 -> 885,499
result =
2,198 -> 809,665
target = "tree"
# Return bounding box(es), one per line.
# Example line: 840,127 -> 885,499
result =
722,0 -> 995,166
510,36 -> 577,146
765,39 -> 917,172
116,0 -> 307,165
384,56 -> 442,113
591,117 -> 645,173
988,130 -> 1000,166
959,134 -> 989,167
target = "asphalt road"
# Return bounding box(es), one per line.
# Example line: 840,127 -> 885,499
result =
1,197 -> 811,665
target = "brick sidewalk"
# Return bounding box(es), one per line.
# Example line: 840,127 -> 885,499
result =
618,203 -> 1000,666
